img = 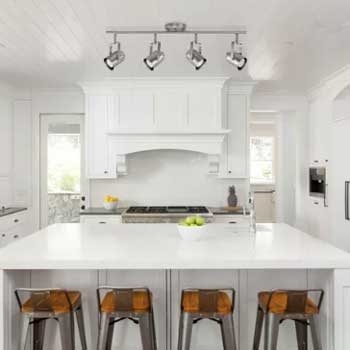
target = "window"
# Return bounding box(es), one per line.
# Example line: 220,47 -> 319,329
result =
250,136 -> 274,183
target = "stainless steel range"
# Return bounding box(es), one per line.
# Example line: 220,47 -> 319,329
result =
122,206 -> 213,223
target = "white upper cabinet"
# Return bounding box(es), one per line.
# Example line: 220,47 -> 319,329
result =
308,95 -> 331,165
86,95 -> 115,179
81,79 -> 253,179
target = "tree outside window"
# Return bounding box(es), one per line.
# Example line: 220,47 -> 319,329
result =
250,136 -> 274,183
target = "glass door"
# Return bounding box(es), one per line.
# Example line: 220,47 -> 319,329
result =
40,114 -> 86,227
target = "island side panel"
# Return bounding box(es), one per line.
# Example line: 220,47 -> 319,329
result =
30,270 -> 99,350
170,269 -> 240,350
104,270 -> 167,350
307,269 -> 334,350
333,269 -> 350,350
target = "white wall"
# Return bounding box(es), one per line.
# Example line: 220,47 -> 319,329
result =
0,84 -> 14,207
90,149 -> 247,207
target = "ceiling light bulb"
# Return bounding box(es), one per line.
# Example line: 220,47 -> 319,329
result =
144,34 -> 165,71
186,41 -> 207,70
104,41 -> 125,70
226,37 -> 248,71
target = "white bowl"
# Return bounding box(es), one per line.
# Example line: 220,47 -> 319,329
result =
103,201 -> 118,210
177,224 -> 205,241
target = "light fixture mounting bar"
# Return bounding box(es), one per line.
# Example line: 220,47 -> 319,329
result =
105,28 -> 247,35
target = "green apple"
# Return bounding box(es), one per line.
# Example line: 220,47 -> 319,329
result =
185,216 -> 196,225
195,216 -> 205,226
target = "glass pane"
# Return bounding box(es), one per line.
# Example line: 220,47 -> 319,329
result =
250,160 -> 273,182
47,123 -> 81,224
250,137 -> 273,161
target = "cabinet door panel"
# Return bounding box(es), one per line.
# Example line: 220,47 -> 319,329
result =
86,95 -> 113,178
227,95 -> 248,177
0,98 -> 11,177
154,91 -> 187,129
188,91 -> 219,129
119,92 -> 154,129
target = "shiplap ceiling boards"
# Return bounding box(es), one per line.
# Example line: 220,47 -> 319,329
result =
1,0 -> 350,92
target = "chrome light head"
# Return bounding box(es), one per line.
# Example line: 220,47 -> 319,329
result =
104,35 -> 125,70
186,40 -> 207,70
186,34 -> 207,70
143,34 -> 165,71
226,35 -> 247,70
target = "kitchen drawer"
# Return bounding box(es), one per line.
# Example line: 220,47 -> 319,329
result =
0,210 -> 28,231
80,215 -> 122,224
212,215 -> 249,224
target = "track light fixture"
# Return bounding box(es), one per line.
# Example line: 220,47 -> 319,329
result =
226,34 -> 248,70
104,23 -> 248,71
186,33 -> 207,70
143,34 -> 165,71
104,33 -> 125,70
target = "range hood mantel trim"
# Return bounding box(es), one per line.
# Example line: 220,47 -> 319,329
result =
108,130 -> 230,176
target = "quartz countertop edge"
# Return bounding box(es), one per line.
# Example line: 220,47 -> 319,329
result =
0,223 -> 350,270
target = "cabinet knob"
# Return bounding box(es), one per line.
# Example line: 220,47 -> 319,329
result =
81,196 -> 86,201
314,160 -> 319,163
228,171 -> 232,174
13,235 -> 19,239
81,205 -> 86,210
14,219 -> 19,223
104,171 -> 108,174
314,201 -> 319,205
1,234 -> 5,237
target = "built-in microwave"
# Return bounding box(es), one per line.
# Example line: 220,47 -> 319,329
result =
309,167 -> 326,198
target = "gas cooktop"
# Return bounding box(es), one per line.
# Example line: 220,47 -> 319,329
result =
124,206 -> 210,214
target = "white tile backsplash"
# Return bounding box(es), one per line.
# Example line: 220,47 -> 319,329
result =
90,150 -> 248,207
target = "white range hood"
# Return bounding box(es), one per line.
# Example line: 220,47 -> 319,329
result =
80,77 -> 233,176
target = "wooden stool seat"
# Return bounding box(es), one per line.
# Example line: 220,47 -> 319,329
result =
182,290 -> 232,315
21,291 -> 81,315
101,290 -> 151,313
258,291 -> 319,314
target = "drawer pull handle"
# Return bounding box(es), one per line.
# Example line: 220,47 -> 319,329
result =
99,221 -> 107,224
14,219 -> 19,223
314,201 -> 319,205
229,221 -> 237,224
13,235 -> 19,239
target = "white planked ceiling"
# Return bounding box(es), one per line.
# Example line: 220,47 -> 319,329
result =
0,0 -> 350,92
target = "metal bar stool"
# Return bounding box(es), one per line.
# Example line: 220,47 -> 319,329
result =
96,286 -> 157,350
252,289 -> 324,350
15,288 -> 87,350
177,288 -> 237,350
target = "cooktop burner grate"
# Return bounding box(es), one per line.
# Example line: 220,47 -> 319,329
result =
125,206 -> 210,214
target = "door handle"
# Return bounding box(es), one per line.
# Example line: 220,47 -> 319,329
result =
324,184 -> 328,207
346,181 -> 350,221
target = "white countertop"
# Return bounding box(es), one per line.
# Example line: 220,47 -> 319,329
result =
0,223 -> 350,270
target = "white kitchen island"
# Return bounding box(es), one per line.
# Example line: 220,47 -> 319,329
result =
0,223 -> 350,350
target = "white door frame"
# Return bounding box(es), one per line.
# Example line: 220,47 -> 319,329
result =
39,114 -> 87,228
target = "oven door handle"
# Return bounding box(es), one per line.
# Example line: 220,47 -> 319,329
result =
346,181 -> 350,221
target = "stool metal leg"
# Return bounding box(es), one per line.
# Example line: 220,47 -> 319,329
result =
264,313 -> 280,350
58,313 -> 75,350
150,309 -> 157,350
139,312 -> 154,350
19,314 -> 30,350
97,312 -> 110,350
106,319 -> 115,350
253,306 -> 264,350
220,314 -> 237,350
177,312 -> 193,350
295,321 -> 308,350
33,319 -> 46,350
75,306 -> 88,350
309,316 -> 322,350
